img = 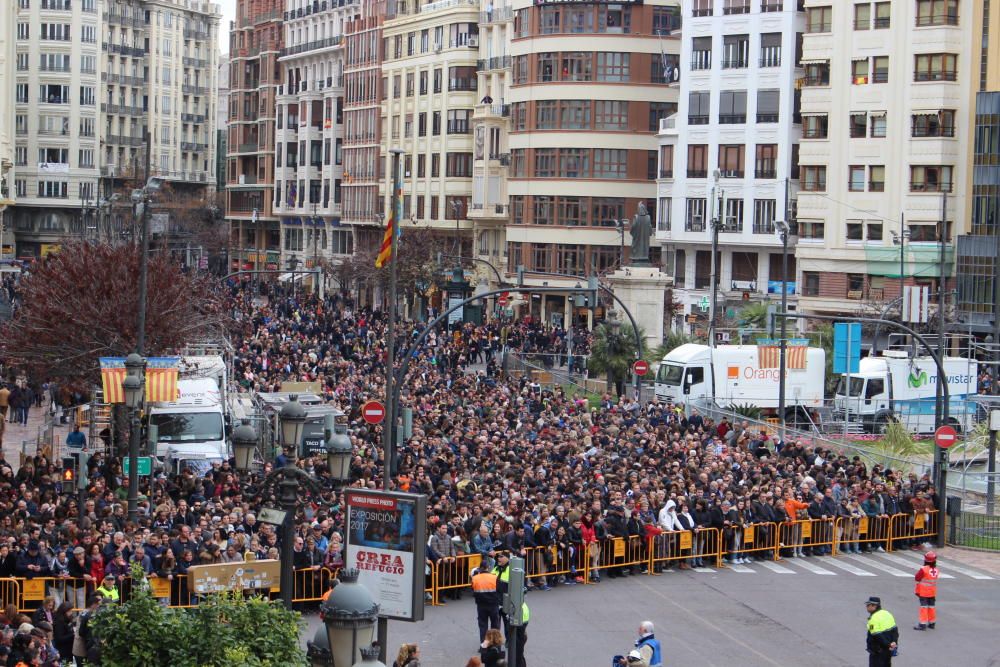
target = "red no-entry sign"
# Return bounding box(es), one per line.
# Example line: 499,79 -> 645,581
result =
934,425 -> 957,449
361,400 -> 386,425
633,360 -> 649,376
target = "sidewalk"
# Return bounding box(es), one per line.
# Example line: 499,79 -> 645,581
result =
0,402 -> 73,469
940,545 -> 1000,575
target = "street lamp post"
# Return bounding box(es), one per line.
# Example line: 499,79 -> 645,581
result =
319,568 -> 380,667
276,395 -> 307,610
122,352 -> 146,524
775,220 -> 790,436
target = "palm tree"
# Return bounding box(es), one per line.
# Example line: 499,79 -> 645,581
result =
588,319 -> 644,396
737,302 -> 771,329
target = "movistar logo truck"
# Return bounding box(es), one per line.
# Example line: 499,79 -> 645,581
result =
908,370 -> 928,388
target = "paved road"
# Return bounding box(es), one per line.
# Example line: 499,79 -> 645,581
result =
305,548 -> 1000,666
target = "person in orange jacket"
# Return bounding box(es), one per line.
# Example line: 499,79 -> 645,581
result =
784,489 -> 810,558
913,550 -> 939,630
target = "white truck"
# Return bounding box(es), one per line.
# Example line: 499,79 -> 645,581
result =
147,355 -> 230,475
655,343 -> 826,424
833,350 -> 978,434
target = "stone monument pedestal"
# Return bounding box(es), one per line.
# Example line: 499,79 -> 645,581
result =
608,266 -> 672,347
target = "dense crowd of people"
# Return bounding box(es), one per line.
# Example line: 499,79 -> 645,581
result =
0,280 -> 943,665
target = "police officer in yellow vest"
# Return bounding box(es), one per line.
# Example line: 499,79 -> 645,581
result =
515,599 -> 529,667
492,552 -> 511,634
865,596 -> 898,667
472,558 -> 501,642
96,574 -> 120,603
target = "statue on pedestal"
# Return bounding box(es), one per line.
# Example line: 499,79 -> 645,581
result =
630,202 -> 653,267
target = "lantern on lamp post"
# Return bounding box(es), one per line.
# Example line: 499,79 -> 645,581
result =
231,421 -> 258,472
319,568 -> 379,667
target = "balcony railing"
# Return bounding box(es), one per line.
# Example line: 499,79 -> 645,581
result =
912,125 -> 955,138
802,74 -> 831,86
181,142 -> 208,152
103,12 -> 145,29
756,113 -> 779,123
914,71 -> 958,82
183,56 -> 209,68
102,43 -> 146,57
420,0 -> 476,13
916,12 -> 959,26
721,58 -> 748,69
101,103 -> 145,116
719,170 -> 744,178
279,36 -> 342,58
107,134 -> 145,146
719,114 -> 746,124
184,28 -> 209,40
182,84 -> 210,95
659,169 -> 673,179
687,169 -> 707,178
480,7 -> 513,23
688,115 -> 709,125
237,142 -> 259,153
181,113 -> 207,123
150,168 -> 210,183
102,72 -> 147,86
255,8 -> 283,25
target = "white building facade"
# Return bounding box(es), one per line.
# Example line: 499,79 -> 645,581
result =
656,0 -> 803,333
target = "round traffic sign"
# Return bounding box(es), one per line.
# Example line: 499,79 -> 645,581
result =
498,291 -> 509,306
934,425 -> 957,448
361,400 -> 386,425
633,360 -> 649,376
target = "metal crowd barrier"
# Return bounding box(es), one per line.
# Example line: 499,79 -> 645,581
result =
648,528 -> 723,570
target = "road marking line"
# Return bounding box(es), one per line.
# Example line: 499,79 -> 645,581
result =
889,551 -> 994,580
693,567 -> 717,573
757,560 -> 796,574
874,553 -> 955,578
787,558 -> 836,575
728,563 -> 755,573
843,553 -> 910,576
822,558 -> 877,576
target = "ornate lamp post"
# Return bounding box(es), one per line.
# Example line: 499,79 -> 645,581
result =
122,352 -> 146,523
319,568 -> 379,667
230,421 -> 258,472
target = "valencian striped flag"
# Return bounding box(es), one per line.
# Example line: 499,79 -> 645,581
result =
755,339 -> 808,370
100,357 -> 181,403
375,164 -> 403,268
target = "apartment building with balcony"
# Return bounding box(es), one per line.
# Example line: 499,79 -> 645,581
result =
0,1 -> 16,257
10,0 -> 102,257
274,0 -> 359,274
506,0 -> 681,326
955,0 -> 1000,333
341,0 -> 386,279
469,0 -> 513,293
796,0 -> 972,315
656,0 -> 803,332
227,0 -> 283,273
380,0 -> 481,267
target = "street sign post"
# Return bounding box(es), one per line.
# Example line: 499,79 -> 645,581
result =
362,400 -> 386,425
934,425 -> 957,449
122,456 -> 152,476
633,360 -> 649,376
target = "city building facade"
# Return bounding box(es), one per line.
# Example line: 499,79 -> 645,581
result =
0,0 -> 16,258
10,0 -> 102,257
796,0 -> 972,315
227,0 -> 283,274
656,0 -> 802,335
274,0 -> 359,279
955,0 -> 1000,333
506,0 -> 681,327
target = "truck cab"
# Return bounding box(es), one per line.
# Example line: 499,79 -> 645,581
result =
148,377 -> 228,468
655,344 -> 711,403
833,357 -> 892,431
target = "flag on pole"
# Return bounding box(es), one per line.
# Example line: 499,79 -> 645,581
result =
99,357 -> 180,403
375,162 -> 403,268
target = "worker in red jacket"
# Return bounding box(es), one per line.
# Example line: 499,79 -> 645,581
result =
913,551 -> 939,630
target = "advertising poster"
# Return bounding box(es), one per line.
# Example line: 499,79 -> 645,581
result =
345,490 -> 427,621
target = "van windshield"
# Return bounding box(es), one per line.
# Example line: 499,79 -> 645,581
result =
835,377 -> 865,397
150,412 -> 224,442
657,363 -> 684,385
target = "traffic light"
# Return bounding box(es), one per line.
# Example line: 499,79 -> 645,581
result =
61,456 -> 77,491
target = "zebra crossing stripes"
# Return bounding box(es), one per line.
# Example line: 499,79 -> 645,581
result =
682,553 -> 996,580
788,558 -> 837,575
874,552 -> 955,579
757,560 -> 796,574
820,557 -> 877,577
891,550 -> 995,580
841,553 -> 912,577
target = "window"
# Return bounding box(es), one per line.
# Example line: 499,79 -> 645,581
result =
560,197 -> 584,226
568,6 -> 595,33
803,115 -> 829,138
760,33 -> 781,67
598,4 -> 631,33
848,165 -> 866,191
687,144 -> 708,178
432,153 -> 440,177
798,222 -> 825,241
753,199 -> 776,234
540,6 -> 562,34
847,220 -> 864,240
718,144 -> 745,178
80,87 -> 94,106
688,91 -> 710,125
807,6 -> 832,33
803,62 -> 830,86
513,56 -> 528,85
757,90 -> 779,123
560,100 -> 591,129
433,68 -> 442,93
561,51 -> 592,81
692,0 -> 712,17
722,34 -> 749,69
691,36 -> 712,70
719,90 -> 747,124
81,25 -> 96,43
649,102 -> 675,131
432,111 -> 441,135
38,181 -> 68,198
594,149 -> 627,179
15,83 -> 28,104
723,199 -> 744,231
914,53 -> 958,81
652,7 -> 680,36
40,24 -> 71,41
755,144 -> 777,179
912,110 -> 955,137
724,0 -> 750,14
17,24 -> 29,40
659,145 -> 674,178
537,52 -> 556,82
874,2 -> 890,27
16,53 -> 28,71
872,56 -> 889,83
596,53 -> 629,82
448,66 -> 476,91
14,147 -> 26,166
560,148 -> 590,177
596,100 -> 628,130
869,165 -> 885,191
533,198 -> 554,226
652,52 -> 679,84
447,109 -> 471,134
686,198 -> 707,231
592,198 -> 624,227
802,166 -> 826,191
657,198 -> 671,231
405,73 -> 414,96
852,59 -> 870,85
534,148 -> 556,177
802,271 -> 821,295
446,153 -> 473,178
867,222 -> 883,241
850,113 -> 867,138
854,3 -> 871,29
510,150 -> 525,177
536,100 -> 557,129
909,223 -> 943,242
870,113 -> 887,137
916,0 -> 959,26
910,165 -> 953,192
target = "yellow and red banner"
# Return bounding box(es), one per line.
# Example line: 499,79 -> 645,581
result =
100,357 -> 180,404
375,163 -> 404,268
755,340 -> 808,370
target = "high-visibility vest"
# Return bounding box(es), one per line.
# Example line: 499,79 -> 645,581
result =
97,584 -> 119,602
472,571 -> 498,594
915,565 -> 939,597
867,608 -> 896,635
